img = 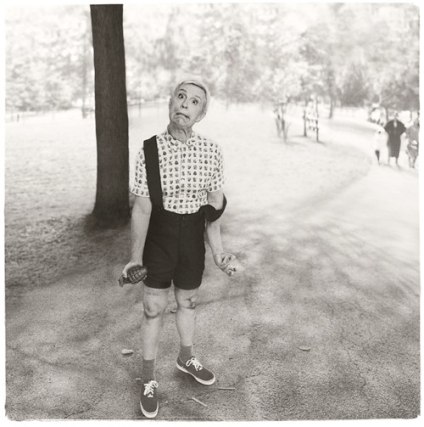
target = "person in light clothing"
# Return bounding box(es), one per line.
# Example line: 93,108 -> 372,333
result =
373,123 -> 387,165
405,117 -> 419,168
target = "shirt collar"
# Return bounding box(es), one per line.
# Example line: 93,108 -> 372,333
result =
164,130 -> 196,151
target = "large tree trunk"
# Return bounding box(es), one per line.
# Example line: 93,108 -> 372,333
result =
90,5 -> 129,227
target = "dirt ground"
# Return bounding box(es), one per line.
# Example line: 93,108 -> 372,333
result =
4,103 -> 420,421
4,104 -> 369,296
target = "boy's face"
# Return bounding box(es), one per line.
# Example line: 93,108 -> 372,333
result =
169,84 -> 206,129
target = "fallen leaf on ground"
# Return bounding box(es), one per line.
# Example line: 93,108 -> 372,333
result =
298,346 -> 311,351
121,349 -> 134,355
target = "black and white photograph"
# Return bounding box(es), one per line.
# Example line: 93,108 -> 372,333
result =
2,0 -> 421,422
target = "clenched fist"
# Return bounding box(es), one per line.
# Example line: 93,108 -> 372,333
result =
214,252 -> 238,276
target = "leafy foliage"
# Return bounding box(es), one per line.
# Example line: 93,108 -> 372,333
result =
6,6 -> 92,112
5,3 -> 419,113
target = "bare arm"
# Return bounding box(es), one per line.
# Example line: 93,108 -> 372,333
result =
123,195 -> 152,275
205,189 -> 236,275
205,189 -> 224,254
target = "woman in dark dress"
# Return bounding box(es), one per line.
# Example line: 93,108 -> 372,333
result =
384,112 -> 406,166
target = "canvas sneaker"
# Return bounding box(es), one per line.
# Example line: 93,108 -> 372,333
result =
140,380 -> 158,418
176,356 -> 216,385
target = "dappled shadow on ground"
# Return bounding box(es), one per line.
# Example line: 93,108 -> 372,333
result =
4,103 -> 369,297
5,106 -> 419,420
5,214 -> 132,300
7,165 -> 419,420
197,164 -> 419,420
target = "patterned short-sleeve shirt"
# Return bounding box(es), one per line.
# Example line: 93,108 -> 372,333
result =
131,130 -> 224,214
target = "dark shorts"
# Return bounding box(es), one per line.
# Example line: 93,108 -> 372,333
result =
143,208 -> 206,290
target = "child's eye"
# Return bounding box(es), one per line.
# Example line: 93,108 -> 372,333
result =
192,99 -> 198,105
178,93 -> 184,99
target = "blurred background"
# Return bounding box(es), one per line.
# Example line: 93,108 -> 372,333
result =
5,2 -> 419,121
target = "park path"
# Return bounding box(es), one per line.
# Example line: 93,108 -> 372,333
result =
5,109 -> 420,420
213,161 -> 420,420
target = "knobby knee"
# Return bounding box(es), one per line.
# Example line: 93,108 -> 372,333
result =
143,299 -> 166,319
177,294 -> 198,310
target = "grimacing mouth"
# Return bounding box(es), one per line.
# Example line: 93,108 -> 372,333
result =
175,112 -> 190,119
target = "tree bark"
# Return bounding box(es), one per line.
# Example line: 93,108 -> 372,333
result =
90,5 -> 130,227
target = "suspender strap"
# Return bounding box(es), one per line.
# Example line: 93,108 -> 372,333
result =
143,136 -> 163,210
143,135 -> 228,218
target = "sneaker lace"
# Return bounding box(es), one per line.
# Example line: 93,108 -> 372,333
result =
186,357 -> 203,371
143,380 -> 158,397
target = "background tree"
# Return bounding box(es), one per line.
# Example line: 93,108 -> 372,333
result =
90,5 -> 130,227
6,3 -> 419,116
6,6 -> 94,114
80,10 -> 93,117
339,64 -> 370,107
124,5 -> 169,103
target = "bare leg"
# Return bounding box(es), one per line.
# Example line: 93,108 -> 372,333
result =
142,286 -> 169,360
139,286 -> 167,418
174,287 -> 199,346
174,287 -> 216,385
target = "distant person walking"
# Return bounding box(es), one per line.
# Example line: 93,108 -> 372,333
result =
384,112 -> 406,166
122,79 -> 237,419
373,123 -> 387,165
405,116 -> 419,168
273,101 -> 285,138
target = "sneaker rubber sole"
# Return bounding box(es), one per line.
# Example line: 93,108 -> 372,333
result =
176,362 -> 216,385
140,401 -> 158,419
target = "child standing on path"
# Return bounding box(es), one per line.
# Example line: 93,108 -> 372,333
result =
122,79 -> 237,419
405,117 -> 419,168
373,123 -> 387,165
